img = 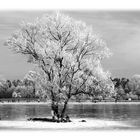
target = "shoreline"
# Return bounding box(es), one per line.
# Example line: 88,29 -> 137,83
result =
0,101 -> 140,105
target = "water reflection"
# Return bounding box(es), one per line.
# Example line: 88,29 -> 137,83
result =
0,104 -> 140,123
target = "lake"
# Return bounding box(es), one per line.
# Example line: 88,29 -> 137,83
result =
0,103 -> 140,130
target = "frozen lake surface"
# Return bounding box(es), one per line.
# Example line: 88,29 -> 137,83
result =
0,103 -> 140,130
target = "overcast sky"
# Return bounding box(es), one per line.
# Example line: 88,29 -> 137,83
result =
0,10 -> 140,79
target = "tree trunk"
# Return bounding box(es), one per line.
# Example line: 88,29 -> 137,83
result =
60,100 -> 68,121
51,101 -> 59,120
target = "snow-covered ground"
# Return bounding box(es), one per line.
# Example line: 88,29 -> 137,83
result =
0,119 -> 134,130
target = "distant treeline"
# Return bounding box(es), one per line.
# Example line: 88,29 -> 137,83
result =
0,75 -> 140,101
111,76 -> 140,101
0,79 -> 36,99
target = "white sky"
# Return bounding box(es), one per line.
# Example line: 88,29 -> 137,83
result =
0,11 -> 140,79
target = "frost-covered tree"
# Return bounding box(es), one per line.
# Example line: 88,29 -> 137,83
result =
13,85 -> 35,98
5,12 -> 113,121
129,75 -> 140,100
